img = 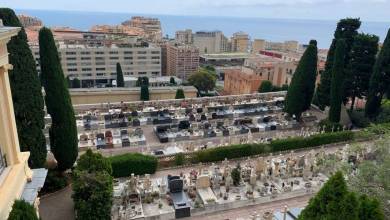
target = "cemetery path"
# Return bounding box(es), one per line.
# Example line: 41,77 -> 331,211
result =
186,193 -> 311,220
39,185 -> 75,220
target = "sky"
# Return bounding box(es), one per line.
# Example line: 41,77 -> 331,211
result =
2,0 -> 390,22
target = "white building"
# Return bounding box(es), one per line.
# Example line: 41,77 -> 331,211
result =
31,42 -> 161,88
193,31 -> 229,54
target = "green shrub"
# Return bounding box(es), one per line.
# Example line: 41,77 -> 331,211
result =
270,131 -> 354,151
109,153 -> 157,178
174,153 -> 185,166
76,149 -> 112,174
8,200 -> 39,220
318,119 -> 343,132
41,169 -> 68,194
231,165 -> 241,186
349,110 -> 371,128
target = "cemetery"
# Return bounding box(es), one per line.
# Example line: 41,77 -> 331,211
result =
109,145 -> 359,220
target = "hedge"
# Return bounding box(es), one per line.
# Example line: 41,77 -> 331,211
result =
109,153 -> 158,178
192,131 -> 354,163
269,131 -> 354,151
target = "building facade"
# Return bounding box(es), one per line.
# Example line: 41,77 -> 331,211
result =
0,24 -> 46,220
165,43 -> 199,81
193,31 -> 229,54
175,29 -> 192,44
252,39 -> 266,53
231,32 -> 249,53
17,14 -> 42,28
31,42 -> 162,88
122,16 -> 162,42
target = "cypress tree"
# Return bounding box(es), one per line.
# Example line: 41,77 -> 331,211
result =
258,80 -> 273,93
175,88 -> 185,99
344,34 -> 378,110
170,76 -> 176,85
39,27 -> 78,171
298,172 -> 349,220
140,84 -> 149,101
314,18 -> 361,109
0,8 -> 47,168
365,29 -> 390,118
358,195 -> 384,220
285,40 -> 318,119
72,78 -> 81,88
329,39 -> 346,123
116,63 -> 124,87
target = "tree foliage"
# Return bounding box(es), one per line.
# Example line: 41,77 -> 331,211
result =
116,63 -> 124,87
72,150 -> 113,220
7,200 -> 39,220
39,27 -> 78,171
365,29 -> 390,118
170,76 -> 176,85
285,40 -> 318,119
258,80 -> 273,93
344,34 -> 379,110
314,18 -> 361,109
136,76 -> 149,87
175,88 -> 185,99
0,8 -> 47,168
72,78 -> 81,88
329,39 -> 347,123
188,68 -> 216,93
140,84 -> 149,101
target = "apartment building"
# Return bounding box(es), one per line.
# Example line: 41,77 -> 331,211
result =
90,25 -> 144,36
231,31 -> 249,53
175,29 -> 193,44
252,39 -> 266,53
122,16 -> 162,42
0,23 -> 46,220
193,31 -> 229,54
17,14 -> 42,28
165,43 -> 199,81
31,41 -> 161,88
224,55 -> 297,95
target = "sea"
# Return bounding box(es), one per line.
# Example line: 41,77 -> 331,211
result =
15,9 -> 390,49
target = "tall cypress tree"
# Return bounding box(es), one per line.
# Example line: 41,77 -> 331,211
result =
365,29 -> 390,118
314,18 -> 361,109
140,85 -> 150,101
329,39 -> 347,123
285,40 -> 318,119
116,63 -> 124,87
39,27 -> 78,171
344,34 -> 379,110
298,172 -> 349,219
0,8 -> 47,168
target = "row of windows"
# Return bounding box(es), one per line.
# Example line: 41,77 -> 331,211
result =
63,50 -> 160,55
65,56 -> 160,61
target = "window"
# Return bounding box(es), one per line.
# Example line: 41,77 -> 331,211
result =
96,73 -> 106,76
67,63 -> 77,66
138,56 -> 147,60
124,57 -> 133,60
67,68 -> 77,72
124,51 -> 133,54
96,62 -> 105,65
81,57 -> 91,60
80,63 -> 91,66
82,68 -> 92,71
66,57 -> 76,61
66,51 -> 76,55
151,51 -> 160,54
152,71 -> 160,75
80,51 -> 90,55
109,57 -> 119,60
138,72 -> 147,75
82,73 -> 92,77
151,56 -> 160,59
95,57 -> 104,60
137,51 -> 147,54
109,51 -> 118,54
95,51 -> 104,55
151,61 -> 160,64
96,67 -> 106,71
0,147 -> 6,174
